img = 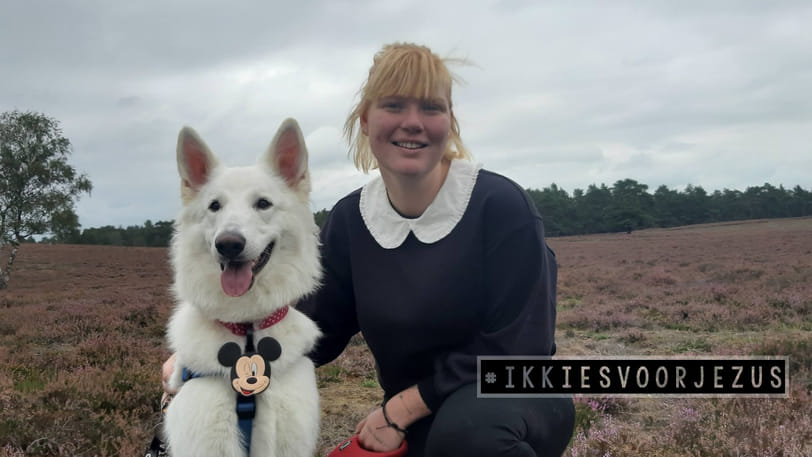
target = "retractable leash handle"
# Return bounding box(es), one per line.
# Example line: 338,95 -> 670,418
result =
327,435 -> 408,457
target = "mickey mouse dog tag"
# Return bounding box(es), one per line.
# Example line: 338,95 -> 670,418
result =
218,332 -> 282,397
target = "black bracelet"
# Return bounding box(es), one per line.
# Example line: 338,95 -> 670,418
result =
381,401 -> 408,435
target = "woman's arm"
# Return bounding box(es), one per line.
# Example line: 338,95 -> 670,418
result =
162,352 -> 178,394
299,198 -> 360,366
416,178 -> 558,411
356,385 -> 431,451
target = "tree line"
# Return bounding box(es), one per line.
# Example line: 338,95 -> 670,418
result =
39,181 -> 811,246
528,179 -> 812,236
41,220 -> 176,247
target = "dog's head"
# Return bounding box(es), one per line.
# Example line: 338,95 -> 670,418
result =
170,119 -> 321,322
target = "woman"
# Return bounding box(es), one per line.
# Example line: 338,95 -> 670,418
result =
299,42 -> 574,456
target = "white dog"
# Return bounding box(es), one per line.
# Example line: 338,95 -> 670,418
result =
163,119 -> 322,457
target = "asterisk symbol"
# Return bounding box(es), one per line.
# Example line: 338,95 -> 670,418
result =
485,372 -> 497,384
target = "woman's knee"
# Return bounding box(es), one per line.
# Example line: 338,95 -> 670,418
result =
530,396 -> 575,456
424,386 -> 574,457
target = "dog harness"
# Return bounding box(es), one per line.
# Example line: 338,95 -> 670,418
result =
181,306 -> 289,454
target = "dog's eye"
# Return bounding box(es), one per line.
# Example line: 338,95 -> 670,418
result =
208,200 -> 221,212
255,198 -> 273,210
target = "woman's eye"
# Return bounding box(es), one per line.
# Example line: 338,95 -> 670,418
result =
382,100 -> 402,110
255,198 -> 273,210
422,102 -> 445,112
208,200 -> 221,212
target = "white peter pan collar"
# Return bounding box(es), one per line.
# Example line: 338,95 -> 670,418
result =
360,159 -> 483,249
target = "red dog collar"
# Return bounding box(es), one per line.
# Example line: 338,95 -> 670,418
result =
218,305 -> 289,336
327,435 -> 407,457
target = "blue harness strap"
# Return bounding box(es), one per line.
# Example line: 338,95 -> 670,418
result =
181,367 -> 202,382
236,395 -> 256,450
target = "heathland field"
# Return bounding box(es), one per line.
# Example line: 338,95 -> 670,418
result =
1,218 -> 810,456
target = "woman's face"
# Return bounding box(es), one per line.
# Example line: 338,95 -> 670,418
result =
361,89 -> 452,179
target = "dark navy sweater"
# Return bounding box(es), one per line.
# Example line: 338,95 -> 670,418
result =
298,168 -> 558,411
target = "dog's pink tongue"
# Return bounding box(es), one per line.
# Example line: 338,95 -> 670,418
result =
221,263 -> 253,297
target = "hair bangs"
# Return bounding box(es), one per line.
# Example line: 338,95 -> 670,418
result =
366,48 -> 452,103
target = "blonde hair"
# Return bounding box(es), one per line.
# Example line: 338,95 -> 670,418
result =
344,42 -> 471,173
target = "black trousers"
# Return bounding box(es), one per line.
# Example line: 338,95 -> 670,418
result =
403,384 -> 574,457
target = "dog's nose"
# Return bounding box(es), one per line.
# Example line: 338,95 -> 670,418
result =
215,233 -> 246,259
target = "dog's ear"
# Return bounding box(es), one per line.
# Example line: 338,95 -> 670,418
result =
218,342 -> 243,367
177,126 -> 219,201
257,337 -> 282,362
265,118 -> 309,191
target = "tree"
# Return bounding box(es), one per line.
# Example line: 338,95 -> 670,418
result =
49,208 -> 82,243
681,184 -> 711,224
579,184 -> 613,233
0,110 -> 92,288
789,185 -> 811,217
653,185 -> 681,227
607,179 -> 654,232
314,209 -> 330,229
527,184 -> 576,236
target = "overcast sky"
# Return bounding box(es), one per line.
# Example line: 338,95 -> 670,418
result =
2,0 -> 810,229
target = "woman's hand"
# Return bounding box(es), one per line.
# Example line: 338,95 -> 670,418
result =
355,407 -> 405,452
162,353 -> 178,395
355,386 -> 430,451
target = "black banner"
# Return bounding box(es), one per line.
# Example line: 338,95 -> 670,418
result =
478,357 -> 788,397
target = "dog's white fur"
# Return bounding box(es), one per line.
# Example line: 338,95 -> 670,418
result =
164,119 -> 322,457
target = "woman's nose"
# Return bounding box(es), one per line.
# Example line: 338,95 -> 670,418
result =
399,104 -> 423,131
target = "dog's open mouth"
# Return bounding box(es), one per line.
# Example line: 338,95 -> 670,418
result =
219,241 -> 275,297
